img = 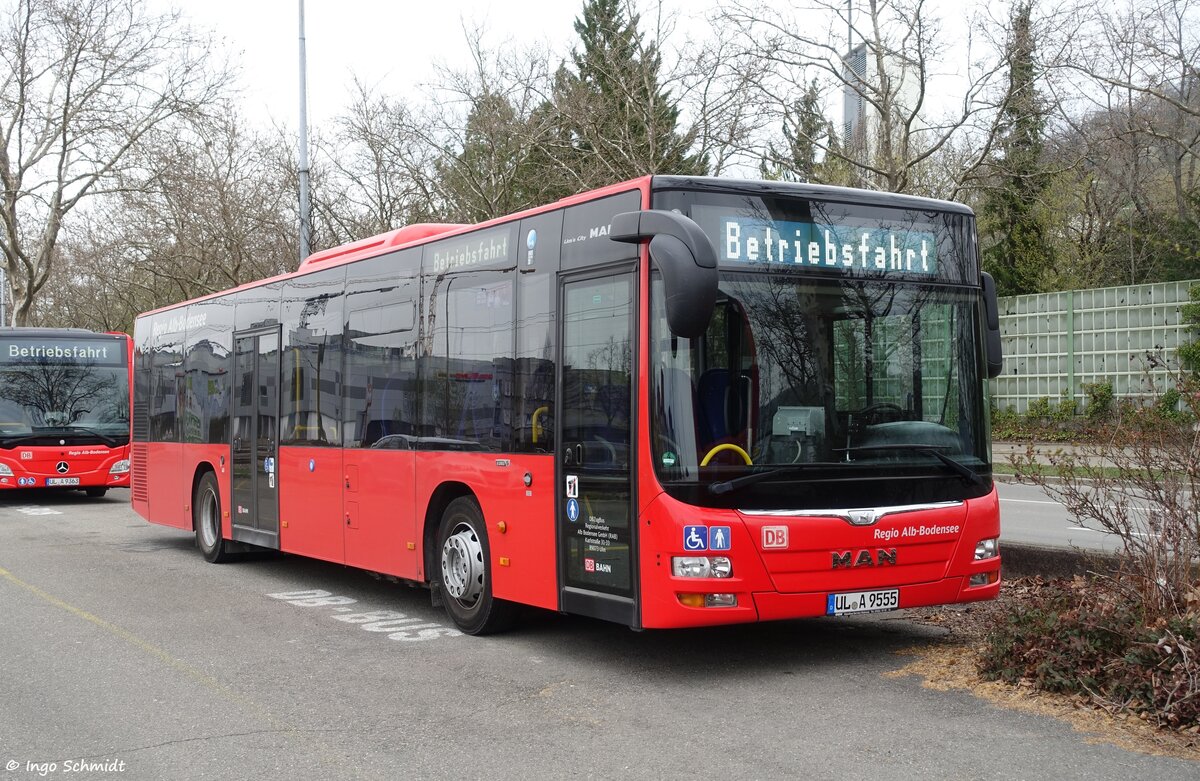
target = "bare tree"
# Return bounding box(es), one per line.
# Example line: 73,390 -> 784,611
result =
1038,0 -> 1200,286
315,79 -> 442,243
0,0 -> 230,325
721,0 -> 1008,195
673,31 -> 775,176
33,102 -> 294,331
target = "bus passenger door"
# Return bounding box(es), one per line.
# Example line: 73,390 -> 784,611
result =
557,269 -> 637,626
231,328 -> 281,549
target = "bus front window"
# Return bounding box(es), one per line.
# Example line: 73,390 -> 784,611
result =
650,274 -> 990,510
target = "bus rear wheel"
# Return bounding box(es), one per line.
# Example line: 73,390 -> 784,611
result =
194,472 -> 233,563
435,497 -> 516,635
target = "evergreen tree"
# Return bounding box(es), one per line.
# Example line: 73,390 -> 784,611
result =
980,2 -> 1053,297
438,91 -> 544,223
548,0 -> 706,192
761,80 -> 828,182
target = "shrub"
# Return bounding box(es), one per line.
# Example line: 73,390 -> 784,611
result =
1083,381 -> 1113,421
1025,396 -> 1051,421
1155,387 -> 1190,423
980,578 -> 1200,729
1051,391 -> 1077,422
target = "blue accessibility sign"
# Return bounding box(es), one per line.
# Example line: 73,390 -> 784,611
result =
683,525 -> 708,551
709,526 -> 731,551
566,498 -> 580,522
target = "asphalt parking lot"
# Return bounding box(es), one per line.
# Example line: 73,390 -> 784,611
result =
0,491 -> 1193,780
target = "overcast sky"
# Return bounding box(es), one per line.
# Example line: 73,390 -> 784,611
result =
173,0 -> 649,127
169,0 -> 982,134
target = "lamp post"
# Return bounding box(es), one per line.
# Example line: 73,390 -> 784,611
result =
298,0 -> 312,263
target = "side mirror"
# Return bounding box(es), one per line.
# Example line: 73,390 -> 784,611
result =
610,210 -> 718,339
981,272 -> 1003,379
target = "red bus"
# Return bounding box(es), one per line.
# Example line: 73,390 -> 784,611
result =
131,176 -> 1004,634
0,328 -> 132,497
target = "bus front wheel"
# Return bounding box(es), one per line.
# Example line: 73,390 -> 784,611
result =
434,497 -> 516,635
194,472 -> 233,563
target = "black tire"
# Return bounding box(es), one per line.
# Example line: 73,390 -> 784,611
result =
194,471 -> 233,563
84,487 -> 107,498
434,496 -> 517,635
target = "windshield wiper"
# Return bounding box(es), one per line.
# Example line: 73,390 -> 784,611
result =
708,464 -> 825,496
838,444 -> 987,487
0,433 -> 44,448
63,425 -> 122,447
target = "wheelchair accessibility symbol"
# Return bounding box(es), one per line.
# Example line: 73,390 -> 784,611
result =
683,525 -> 708,551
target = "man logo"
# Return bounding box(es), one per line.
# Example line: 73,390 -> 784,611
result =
56,461 -> 69,474
847,510 -> 880,526
831,549 -> 897,568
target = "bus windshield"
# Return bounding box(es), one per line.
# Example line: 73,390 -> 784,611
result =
649,189 -> 989,510
0,335 -> 130,446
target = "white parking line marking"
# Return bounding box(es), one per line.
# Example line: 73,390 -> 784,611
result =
14,506 -> 62,516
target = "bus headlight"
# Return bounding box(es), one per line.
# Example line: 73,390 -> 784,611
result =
0,464 -> 12,476
109,460 -> 130,474
974,537 -> 998,560
672,556 -> 732,578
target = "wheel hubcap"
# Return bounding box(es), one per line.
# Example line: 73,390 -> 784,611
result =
441,524 -> 484,605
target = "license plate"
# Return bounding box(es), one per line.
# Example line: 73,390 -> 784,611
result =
826,588 -> 899,615
46,477 -> 80,486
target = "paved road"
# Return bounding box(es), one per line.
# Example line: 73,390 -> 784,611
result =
1,491 -> 1193,780
997,481 -> 1129,553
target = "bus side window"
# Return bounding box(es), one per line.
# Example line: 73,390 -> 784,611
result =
515,272 -> 554,452
515,210 -> 561,453
420,271 -> 513,452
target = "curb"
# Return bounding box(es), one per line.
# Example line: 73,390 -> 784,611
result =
1001,542 -> 1122,580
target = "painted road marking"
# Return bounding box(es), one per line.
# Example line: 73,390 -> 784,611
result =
13,506 -> 62,516
266,589 -> 462,642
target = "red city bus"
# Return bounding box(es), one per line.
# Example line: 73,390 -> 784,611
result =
0,328 -> 132,497
131,176 -> 1004,634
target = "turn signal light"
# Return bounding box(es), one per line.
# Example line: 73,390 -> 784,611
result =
676,593 -> 739,608
969,571 -> 999,587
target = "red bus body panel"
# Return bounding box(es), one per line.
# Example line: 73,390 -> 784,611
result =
635,488 -> 1001,629
0,447 -> 131,491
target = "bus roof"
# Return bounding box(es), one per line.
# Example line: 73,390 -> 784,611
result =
137,175 -> 974,319
650,176 -> 976,216
138,176 -> 654,319
0,327 -> 126,338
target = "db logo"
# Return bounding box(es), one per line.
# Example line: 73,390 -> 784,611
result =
584,558 -> 595,572
20,450 -> 33,460
762,526 -> 789,549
